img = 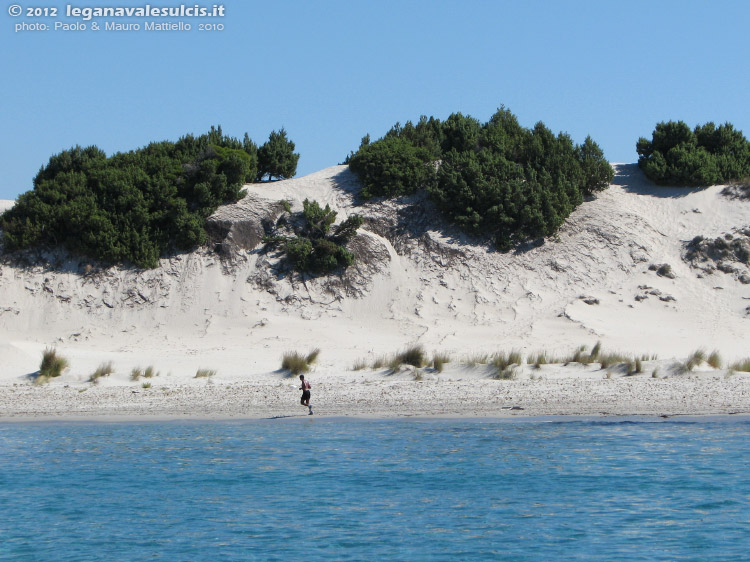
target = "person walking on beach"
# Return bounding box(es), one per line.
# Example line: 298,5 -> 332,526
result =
299,374 -> 313,415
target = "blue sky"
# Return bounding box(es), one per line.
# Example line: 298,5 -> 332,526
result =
1,0 -> 749,200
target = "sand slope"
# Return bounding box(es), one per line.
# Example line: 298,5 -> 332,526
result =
0,164 -> 748,418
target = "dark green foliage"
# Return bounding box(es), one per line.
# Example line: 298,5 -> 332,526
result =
1,126 -> 261,268
265,199 -> 362,275
256,128 -> 300,181
347,136 -> 437,198
348,107 -> 613,248
637,121 -> 750,186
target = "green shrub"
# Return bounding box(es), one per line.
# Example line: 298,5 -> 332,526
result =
637,121 -> 750,186
349,107 -> 612,250
0,126 -> 263,268
264,199 -> 363,275
39,348 -> 69,379
195,368 -> 216,378
348,136 -> 437,198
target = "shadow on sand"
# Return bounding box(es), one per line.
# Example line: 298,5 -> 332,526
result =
612,163 -> 708,199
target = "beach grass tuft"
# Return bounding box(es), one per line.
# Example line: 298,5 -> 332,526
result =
130,367 -> 143,381
306,348 -> 321,365
493,365 -> 518,380
142,382 -> 152,389
465,352 -> 490,367
39,347 -> 69,379
590,341 -> 602,361
686,349 -> 707,371
352,358 -> 368,371
491,350 -> 523,372
371,355 -> 388,369
89,361 -> 114,384
432,352 -> 451,373
281,351 -> 311,375
195,368 -> 216,378
397,345 -> 425,368
729,358 -> 750,372
707,350 -> 722,369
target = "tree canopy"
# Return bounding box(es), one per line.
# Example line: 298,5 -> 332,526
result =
1,126 -> 267,268
637,121 -> 750,186
348,107 -> 614,249
256,128 -> 300,181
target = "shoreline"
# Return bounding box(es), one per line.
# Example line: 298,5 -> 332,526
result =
2,412 -> 750,425
2,371 -> 750,422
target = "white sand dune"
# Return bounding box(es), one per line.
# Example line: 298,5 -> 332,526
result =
0,164 -> 749,419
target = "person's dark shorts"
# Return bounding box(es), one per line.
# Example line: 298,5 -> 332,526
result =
301,390 -> 311,401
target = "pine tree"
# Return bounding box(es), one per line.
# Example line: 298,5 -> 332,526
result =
256,128 -> 300,181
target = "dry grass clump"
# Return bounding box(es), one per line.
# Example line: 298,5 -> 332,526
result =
565,345 -> 596,365
195,368 -> 216,378
431,352 -> 451,373
395,345 -> 425,368
142,382 -> 152,389
685,349 -> 707,371
531,351 -> 549,368
590,341 -> 602,361
281,352 -> 310,375
306,348 -> 321,365
464,352 -> 490,367
491,350 -> 523,372
729,358 -> 750,372
281,348 -> 321,375
352,358 -> 368,371
89,361 -> 114,384
38,348 -> 69,382
493,366 -> 518,380
371,355 -> 388,369
383,345 -> 426,372
599,353 -> 632,370
130,365 -> 159,381
707,350 -> 722,369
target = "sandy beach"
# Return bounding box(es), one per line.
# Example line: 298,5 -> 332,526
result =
1,164 -> 749,421
1,364 -> 750,421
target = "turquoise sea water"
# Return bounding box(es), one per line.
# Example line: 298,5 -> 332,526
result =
1,417 -> 749,561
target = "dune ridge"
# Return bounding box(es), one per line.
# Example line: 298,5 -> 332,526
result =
0,163 -> 748,419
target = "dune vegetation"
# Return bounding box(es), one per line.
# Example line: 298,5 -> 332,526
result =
637,121 -> 750,186
0,126 -> 299,268
348,107 -> 614,250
